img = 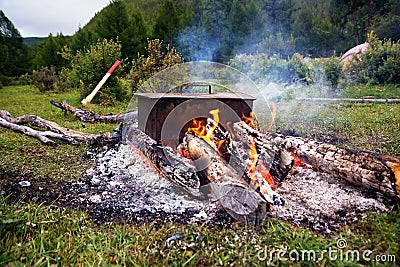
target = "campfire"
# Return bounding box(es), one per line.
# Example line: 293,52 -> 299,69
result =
119,89 -> 400,228
1,62 -> 398,234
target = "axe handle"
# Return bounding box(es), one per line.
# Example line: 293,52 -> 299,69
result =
81,60 -> 121,106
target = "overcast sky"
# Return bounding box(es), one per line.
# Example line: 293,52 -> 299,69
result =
0,0 -> 111,37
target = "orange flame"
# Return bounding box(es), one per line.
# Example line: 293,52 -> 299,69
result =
247,137 -> 258,176
246,135 -> 277,189
188,109 -> 220,150
241,111 -> 254,127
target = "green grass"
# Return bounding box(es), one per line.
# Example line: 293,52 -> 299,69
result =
0,85 -> 399,266
275,102 -> 400,157
340,84 -> 400,99
0,86 -> 127,180
1,201 -> 398,266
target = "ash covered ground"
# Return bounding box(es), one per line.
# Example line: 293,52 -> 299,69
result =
1,143 -> 392,234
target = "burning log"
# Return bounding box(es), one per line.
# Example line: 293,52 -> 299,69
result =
231,120 -> 399,201
232,121 -> 293,185
185,132 -> 268,225
281,136 -> 400,201
123,122 -> 200,188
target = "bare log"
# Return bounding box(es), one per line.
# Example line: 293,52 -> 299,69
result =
297,97 -> 400,103
0,110 -> 118,145
50,100 -> 137,123
0,117 -> 69,146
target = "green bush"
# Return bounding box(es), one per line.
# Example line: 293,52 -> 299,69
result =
128,39 -> 184,92
60,38 -> 126,104
289,53 -> 313,84
349,33 -> 400,84
31,66 -> 60,92
323,57 -> 342,88
229,53 -> 313,85
18,73 -> 32,86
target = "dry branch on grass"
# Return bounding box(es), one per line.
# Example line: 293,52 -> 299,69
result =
50,100 -> 137,123
0,109 -> 118,145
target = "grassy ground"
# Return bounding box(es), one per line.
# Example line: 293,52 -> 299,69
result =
1,85 -> 399,266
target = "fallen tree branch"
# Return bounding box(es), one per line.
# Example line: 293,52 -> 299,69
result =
297,97 -> 400,103
0,110 -> 118,145
0,117 -> 70,146
50,100 -> 137,123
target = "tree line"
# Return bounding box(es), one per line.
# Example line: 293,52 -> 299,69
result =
1,0 -> 399,83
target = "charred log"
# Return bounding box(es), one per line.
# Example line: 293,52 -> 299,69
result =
123,122 -> 200,189
232,121 -> 293,184
231,120 -> 399,201
185,132 -> 268,225
50,100 -> 137,123
281,136 -> 400,201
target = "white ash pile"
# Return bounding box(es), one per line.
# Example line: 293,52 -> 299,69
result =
70,144 -> 229,225
72,143 -> 392,234
271,166 -> 389,234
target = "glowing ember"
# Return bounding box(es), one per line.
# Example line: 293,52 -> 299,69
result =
292,154 -> 304,167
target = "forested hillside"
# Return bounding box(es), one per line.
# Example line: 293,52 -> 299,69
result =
1,0 -> 399,84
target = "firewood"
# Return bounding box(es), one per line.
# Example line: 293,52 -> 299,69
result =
50,100 -> 137,123
232,121 -> 294,184
231,120 -> 400,201
231,120 -> 399,201
0,110 -> 118,145
185,132 -> 268,225
281,136 -> 400,201
123,122 -> 200,188
0,117 -> 69,146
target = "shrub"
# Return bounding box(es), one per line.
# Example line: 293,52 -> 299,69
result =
349,33 -> 400,84
289,53 -> 313,84
323,57 -> 342,88
31,66 -> 60,92
128,39 -> 184,92
18,73 -> 32,86
229,53 -> 313,85
60,38 -> 127,104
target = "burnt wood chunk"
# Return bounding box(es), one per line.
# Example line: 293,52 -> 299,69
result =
123,122 -> 200,188
280,136 -> 400,201
185,132 -> 268,225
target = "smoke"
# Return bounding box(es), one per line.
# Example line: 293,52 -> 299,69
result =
173,5 -> 337,135
176,27 -> 220,62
